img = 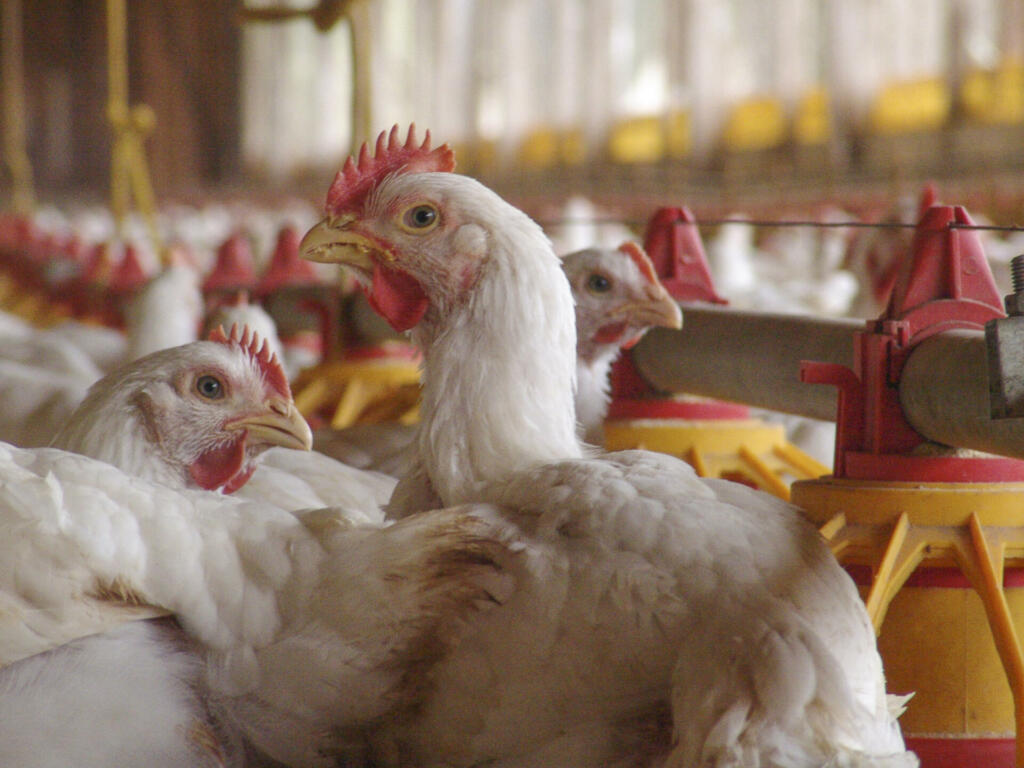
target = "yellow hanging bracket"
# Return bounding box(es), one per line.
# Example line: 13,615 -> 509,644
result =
106,0 -> 161,255
1,0 -> 35,213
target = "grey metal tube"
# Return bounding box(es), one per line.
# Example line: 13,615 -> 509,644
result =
631,305 -> 1024,460
630,304 -> 861,421
900,329 -> 1024,458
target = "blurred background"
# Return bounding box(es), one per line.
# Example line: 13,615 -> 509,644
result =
6,0 -> 1024,219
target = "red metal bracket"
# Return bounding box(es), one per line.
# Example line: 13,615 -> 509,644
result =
255,225 -> 319,298
803,204 -> 1020,481
203,232 -> 256,297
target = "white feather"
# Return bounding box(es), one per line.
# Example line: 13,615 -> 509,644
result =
350,171 -> 915,768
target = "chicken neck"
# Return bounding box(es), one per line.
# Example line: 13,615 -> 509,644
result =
411,223 -> 584,507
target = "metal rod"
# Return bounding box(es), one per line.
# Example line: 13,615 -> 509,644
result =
631,304 -> 859,421
632,305 -> 1024,461
900,329 -> 1024,458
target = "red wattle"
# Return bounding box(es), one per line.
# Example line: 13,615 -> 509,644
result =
189,437 -> 247,492
368,263 -> 429,332
593,321 -> 628,345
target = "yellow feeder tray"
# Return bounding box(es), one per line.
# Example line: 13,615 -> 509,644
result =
292,345 -> 422,429
604,404 -> 829,502
793,476 -> 1024,765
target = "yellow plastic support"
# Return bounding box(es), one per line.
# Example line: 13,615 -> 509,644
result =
604,417 -> 827,499
519,127 -> 561,169
868,77 -> 951,135
686,445 -> 710,478
292,353 -> 422,429
666,110 -> 690,159
513,127 -> 585,168
818,511 -> 847,543
863,511 -> 914,630
607,116 -> 666,164
793,87 -> 831,145
721,96 -> 787,152
961,60 -> 1024,125
560,127 -> 586,165
1,0 -> 34,213
793,477 -> 1024,750
106,0 -> 161,252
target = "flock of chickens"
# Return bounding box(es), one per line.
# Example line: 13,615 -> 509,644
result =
0,125 -> 930,767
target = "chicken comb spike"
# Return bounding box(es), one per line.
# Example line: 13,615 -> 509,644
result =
618,242 -> 658,285
324,124 -> 456,216
207,323 -> 292,399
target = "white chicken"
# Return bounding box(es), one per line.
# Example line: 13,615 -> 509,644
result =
311,241 -> 680,473
200,301 -> 398,508
562,242 -> 681,445
51,323 -> 311,493
122,256 -> 205,362
300,125 -> 917,767
0,443 -> 514,768
0,325 -> 514,767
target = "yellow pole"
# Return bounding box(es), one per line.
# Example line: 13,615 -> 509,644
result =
347,0 -> 373,151
1,0 -> 35,212
106,0 -> 162,254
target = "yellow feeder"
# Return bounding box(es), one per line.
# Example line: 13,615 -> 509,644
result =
604,396 -> 828,501
789,204 -> 1024,766
292,342 -> 421,429
605,206 -> 828,501
626,202 -> 1024,765
794,477 -> 1024,767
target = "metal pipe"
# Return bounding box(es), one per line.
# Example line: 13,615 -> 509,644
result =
900,329 -> 1024,458
630,304 -> 860,421
631,305 -> 1024,460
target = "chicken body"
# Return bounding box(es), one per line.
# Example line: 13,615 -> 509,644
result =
123,262 -> 205,362
300,126 -> 916,768
0,440 -> 512,767
0,325 -> 505,767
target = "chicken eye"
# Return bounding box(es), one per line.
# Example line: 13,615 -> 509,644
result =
195,375 -> 224,400
586,273 -> 612,294
401,204 -> 439,232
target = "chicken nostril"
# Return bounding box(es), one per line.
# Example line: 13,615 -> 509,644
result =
269,400 -> 289,416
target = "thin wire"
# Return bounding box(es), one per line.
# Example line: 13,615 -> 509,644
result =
538,216 -> 1024,233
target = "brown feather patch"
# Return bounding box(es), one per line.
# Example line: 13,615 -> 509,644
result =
378,513 -> 512,708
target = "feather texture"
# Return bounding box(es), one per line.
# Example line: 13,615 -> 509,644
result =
300,134 -> 916,767
0,440 -> 516,765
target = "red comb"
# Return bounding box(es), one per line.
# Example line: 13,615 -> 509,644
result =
325,124 -> 456,216
208,323 -> 291,399
618,242 -> 658,285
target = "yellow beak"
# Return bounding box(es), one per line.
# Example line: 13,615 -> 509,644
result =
612,287 -> 683,331
299,216 -> 382,271
226,399 -> 313,451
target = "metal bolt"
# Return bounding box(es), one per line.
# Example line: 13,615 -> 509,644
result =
1013,255 -> 1024,294
1006,255 -> 1024,316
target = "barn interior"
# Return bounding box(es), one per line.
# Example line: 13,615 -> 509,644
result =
5,2 -> 1024,767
